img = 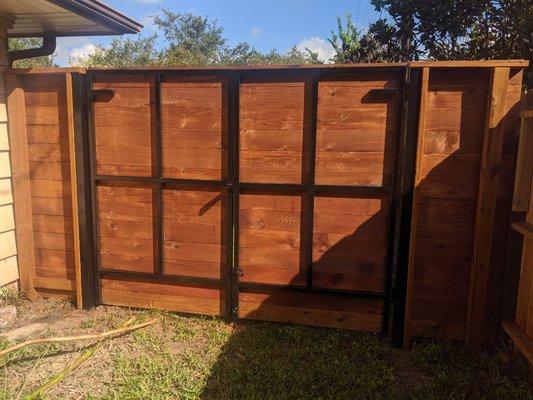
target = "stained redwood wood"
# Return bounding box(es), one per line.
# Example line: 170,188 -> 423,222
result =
93,75 -> 155,177
163,189 -> 227,279
503,321 -> 533,366
34,248 -> 74,269
66,73 -> 83,308
239,75 -> 311,184
20,73 -> 78,295
161,76 -> 228,180
97,184 -> 156,274
29,161 -> 70,180
516,237 -> 533,331
100,278 -> 223,316
6,73 -> 37,299
465,67 -> 510,347
315,72 -> 399,187
34,276 -> 76,292
239,290 -> 383,331
32,196 -> 72,216
239,194 -> 306,286
513,113 -> 533,212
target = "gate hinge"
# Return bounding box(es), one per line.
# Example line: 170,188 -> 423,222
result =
232,267 -> 244,277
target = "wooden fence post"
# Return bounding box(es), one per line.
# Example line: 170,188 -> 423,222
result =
466,67 -> 510,347
66,72 -> 83,309
6,73 -> 37,300
401,66 -> 429,349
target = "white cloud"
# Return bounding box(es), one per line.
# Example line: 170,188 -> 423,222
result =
250,26 -> 263,37
69,43 -> 98,64
55,37 -> 95,66
296,36 -> 335,63
250,27 -> 262,38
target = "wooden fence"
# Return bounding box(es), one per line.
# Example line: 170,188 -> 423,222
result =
502,92 -> 533,362
5,60 -> 528,348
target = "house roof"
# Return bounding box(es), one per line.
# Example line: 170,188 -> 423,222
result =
1,0 -> 142,37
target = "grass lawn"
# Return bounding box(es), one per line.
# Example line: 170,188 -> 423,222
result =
0,296 -> 531,399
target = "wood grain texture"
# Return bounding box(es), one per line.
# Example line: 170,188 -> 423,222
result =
239,289 -> 383,331
66,73 -> 83,309
465,67 -> 510,347
239,75 -> 312,184
161,76 -> 228,180
239,193 -> 306,285
6,73 -> 36,298
93,75 -> 155,177
315,72 -> 399,186
408,68 -> 494,343
100,278 -> 223,316
313,196 -> 389,292
163,189 -> 227,278
20,74 -> 76,297
97,184 -> 156,273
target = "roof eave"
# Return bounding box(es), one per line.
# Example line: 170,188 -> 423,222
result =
46,0 -> 142,36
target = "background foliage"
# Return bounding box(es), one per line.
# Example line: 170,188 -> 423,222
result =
7,1 -> 532,67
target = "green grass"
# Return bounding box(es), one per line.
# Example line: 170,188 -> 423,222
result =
0,287 -> 23,308
1,309 -> 531,400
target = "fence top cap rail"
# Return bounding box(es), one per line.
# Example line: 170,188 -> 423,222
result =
7,59 -> 528,75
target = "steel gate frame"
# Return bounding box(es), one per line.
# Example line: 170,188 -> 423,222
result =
78,65 -> 421,347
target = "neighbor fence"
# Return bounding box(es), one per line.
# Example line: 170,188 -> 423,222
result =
5,60 -> 527,349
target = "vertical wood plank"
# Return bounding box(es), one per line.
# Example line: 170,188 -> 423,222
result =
6,73 -> 37,299
403,67 -> 429,349
465,67 -> 510,347
66,72 -> 83,309
513,115 -> 533,212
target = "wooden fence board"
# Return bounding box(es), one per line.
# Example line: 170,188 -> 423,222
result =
7,64 -> 525,341
466,67 -> 510,347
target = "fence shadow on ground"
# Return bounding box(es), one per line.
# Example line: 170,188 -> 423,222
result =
196,67 -> 520,398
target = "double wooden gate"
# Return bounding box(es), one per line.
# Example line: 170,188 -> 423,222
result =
82,66 -> 419,340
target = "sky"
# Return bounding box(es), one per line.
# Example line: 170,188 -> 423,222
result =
55,0 -> 383,65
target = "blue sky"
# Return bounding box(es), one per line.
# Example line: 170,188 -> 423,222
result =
56,0 -> 383,65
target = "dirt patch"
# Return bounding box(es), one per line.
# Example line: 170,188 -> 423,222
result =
0,298 -> 531,400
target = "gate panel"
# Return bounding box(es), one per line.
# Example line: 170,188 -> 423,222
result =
88,67 -> 404,330
89,71 -> 231,317
236,68 -> 403,332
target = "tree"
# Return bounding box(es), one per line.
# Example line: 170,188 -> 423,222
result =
329,14 -> 402,63
73,35 -> 158,67
8,38 -> 56,68
371,0 -> 532,61
75,9 -> 315,67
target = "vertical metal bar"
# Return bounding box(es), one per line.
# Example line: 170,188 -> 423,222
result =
154,73 -> 164,277
230,71 -> 241,320
391,67 -> 423,347
225,72 -> 236,320
86,72 -> 101,305
306,72 -> 319,287
382,68 -> 408,335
